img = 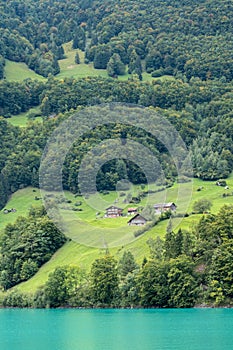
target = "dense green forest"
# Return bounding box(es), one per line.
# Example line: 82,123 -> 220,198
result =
1,0 -> 233,79
0,76 -> 233,207
0,206 -> 66,290
0,0 -> 233,307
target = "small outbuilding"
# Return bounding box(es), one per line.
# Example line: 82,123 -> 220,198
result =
128,214 -> 147,226
127,207 -> 138,215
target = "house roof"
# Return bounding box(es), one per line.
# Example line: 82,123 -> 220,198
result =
154,202 -> 176,209
127,213 -> 147,223
128,207 -> 137,211
106,205 -> 123,210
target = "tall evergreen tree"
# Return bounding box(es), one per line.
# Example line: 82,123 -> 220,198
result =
107,53 -> 125,77
118,251 -> 138,279
72,27 -> 86,51
93,46 -> 111,69
75,52 -> 80,64
128,50 -> 142,79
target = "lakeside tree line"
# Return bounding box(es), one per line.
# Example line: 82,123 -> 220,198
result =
1,205 -> 233,308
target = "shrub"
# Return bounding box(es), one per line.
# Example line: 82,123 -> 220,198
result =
193,199 -> 212,214
74,201 -> 82,206
151,68 -> 164,77
177,176 -> 192,183
216,179 -> 227,187
3,290 -> 32,308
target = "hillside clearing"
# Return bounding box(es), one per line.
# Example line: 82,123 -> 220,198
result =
58,42 -> 175,82
6,107 -> 43,127
1,173 -> 232,293
4,59 -> 45,81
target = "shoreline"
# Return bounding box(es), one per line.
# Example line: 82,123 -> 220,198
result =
1,304 -> 233,310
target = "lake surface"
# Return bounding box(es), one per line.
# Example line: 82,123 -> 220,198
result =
0,309 -> 233,350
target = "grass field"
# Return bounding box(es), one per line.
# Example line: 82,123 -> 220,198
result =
7,107 -> 43,127
0,187 -> 42,232
3,43 -> 175,84
16,220 -> 168,293
7,114 -> 29,127
57,42 -> 108,79
2,44 -> 232,295
4,59 -> 45,81
1,173 -> 232,293
2,175 -> 233,240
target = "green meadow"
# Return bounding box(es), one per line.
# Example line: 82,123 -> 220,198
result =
57,43 -> 108,79
7,107 -> 43,127
0,187 -> 42,231
0,173 -> 232,293
4,59 -> 45,81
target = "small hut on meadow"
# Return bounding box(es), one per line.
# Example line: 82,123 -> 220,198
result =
128,213 -> 147,226
127,207 -> 138,215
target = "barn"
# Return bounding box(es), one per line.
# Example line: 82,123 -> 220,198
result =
128,214 -> 147,226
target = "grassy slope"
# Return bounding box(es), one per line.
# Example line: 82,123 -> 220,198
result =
1,44 -> 232,292
16,221 -> 169,293
8,107 -> 43,127
7,114 -> 29,127
1,174 -> 232,293
58,43 -> 108,79
4,60 -> 44,126
0,187 -> 42,231
4,59 -> 45,81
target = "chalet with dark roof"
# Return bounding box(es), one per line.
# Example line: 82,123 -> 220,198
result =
128,213 -> 147,226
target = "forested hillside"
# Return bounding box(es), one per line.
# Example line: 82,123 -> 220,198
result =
1,0 -> 233,79
1,76 -> 233,208
0,0 -> 233,209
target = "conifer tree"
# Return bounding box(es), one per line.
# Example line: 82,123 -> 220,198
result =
107,53 -> 125,77
75,52 -> 80,64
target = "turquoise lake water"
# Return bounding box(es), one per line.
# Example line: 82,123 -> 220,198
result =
0,309 -> 233,350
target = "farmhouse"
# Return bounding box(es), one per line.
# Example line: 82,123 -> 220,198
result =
128,214 -> 147,226
127,207 -> 138,215
154,202 -> 177,214
105,205 -> 123,218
